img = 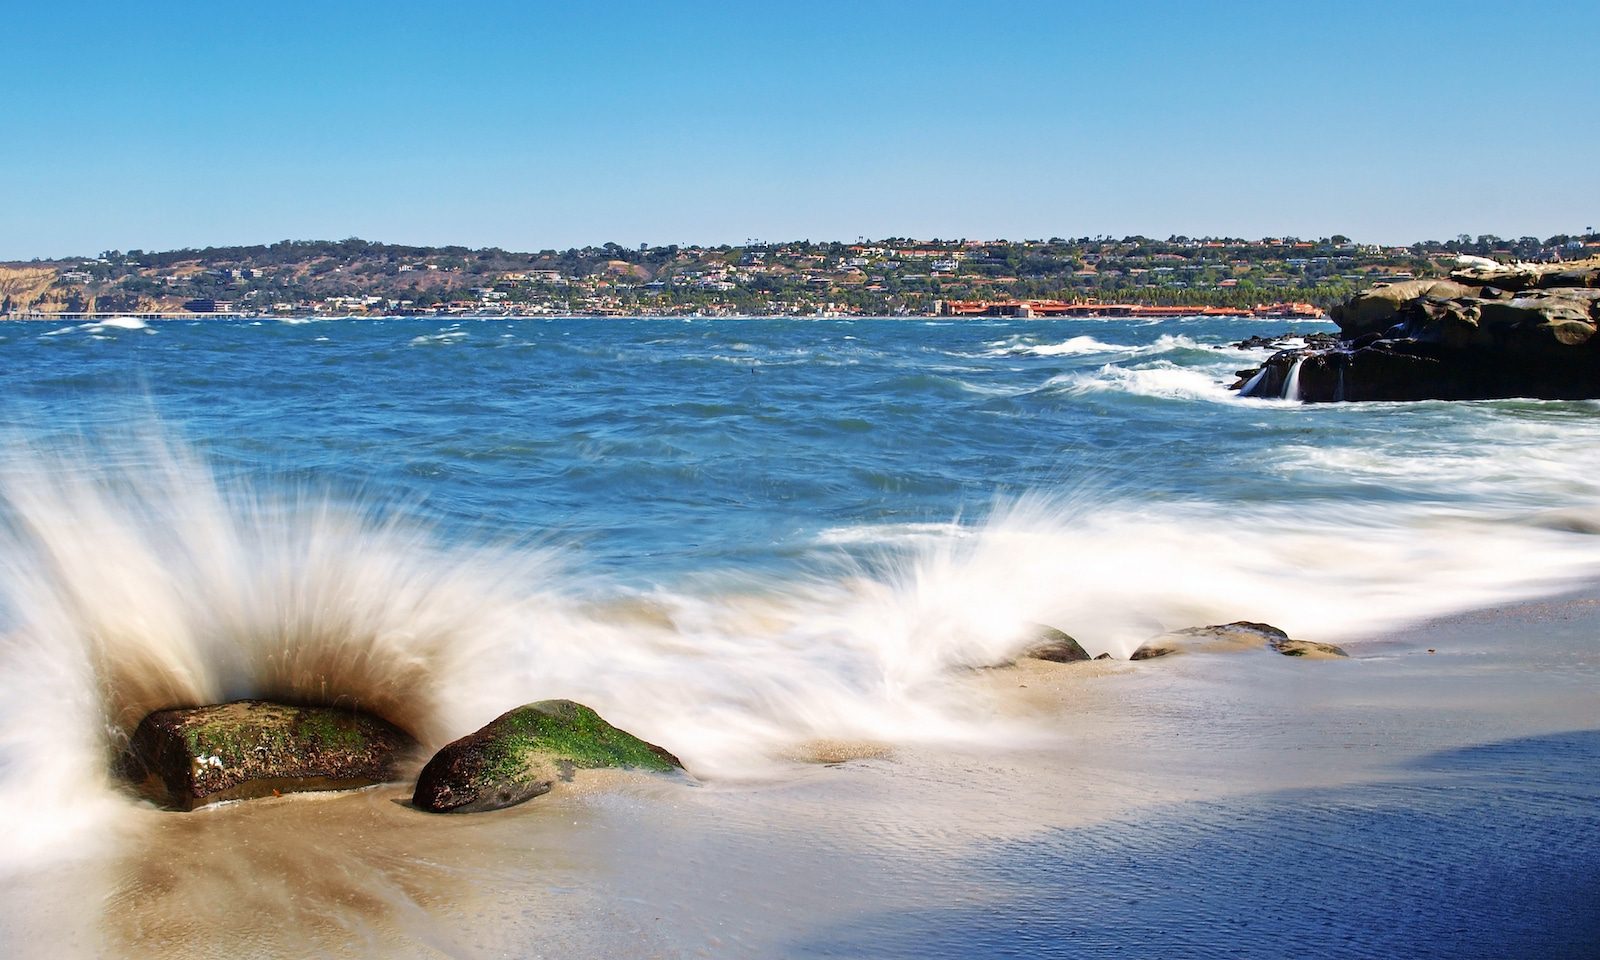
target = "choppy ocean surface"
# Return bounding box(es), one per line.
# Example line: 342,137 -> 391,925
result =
0,314 -> 1597,958
11,314 -> 1600,572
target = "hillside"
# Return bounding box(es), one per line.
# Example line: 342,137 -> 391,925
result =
3,233 -> 1597,318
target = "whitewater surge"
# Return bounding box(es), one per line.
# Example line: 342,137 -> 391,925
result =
3,422 -> 1599,873
0,430 -> 1018,869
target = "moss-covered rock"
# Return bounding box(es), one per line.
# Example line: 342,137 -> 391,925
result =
125,700 -> 416,811
412,700 -> 681,814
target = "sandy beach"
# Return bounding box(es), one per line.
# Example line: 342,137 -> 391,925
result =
3,587 -> 1594,959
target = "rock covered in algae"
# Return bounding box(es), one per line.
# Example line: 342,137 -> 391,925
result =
125,700 -> 416,811
1131,621 -> 1348,660
412,699 -> 682,814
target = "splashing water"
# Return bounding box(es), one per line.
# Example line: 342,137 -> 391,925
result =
1,425 -> 1599,874
1238,366 -> 1269,398
1283,356 -> 1306,401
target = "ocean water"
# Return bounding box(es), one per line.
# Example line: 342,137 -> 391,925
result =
1,315 -> 1598,956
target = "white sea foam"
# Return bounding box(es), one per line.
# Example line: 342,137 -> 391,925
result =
815,521 -> 967,546
812,491 -> 1600,665
409,329 -> 468,345
1014,335 -> 1128,356
1057,362 -> 1240,402
1146,333 -> 1210,352
41,317 -> 153,338
993,333 -> 1214,359
1283,422 -> 1600,503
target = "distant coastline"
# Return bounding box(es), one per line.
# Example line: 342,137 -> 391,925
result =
4,233 -> 1596,320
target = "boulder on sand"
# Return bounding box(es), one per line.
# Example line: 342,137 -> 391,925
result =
1131,622 -> 1347,660
412,700 -> 681,814
1022,624 -> 1091,663
125,700 -> 416,811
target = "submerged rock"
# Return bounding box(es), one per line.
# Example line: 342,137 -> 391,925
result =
1022,624 -> 1091,663
125,700 -> 415,811
1131,622 -> 1347,660
412,700 -> 681,814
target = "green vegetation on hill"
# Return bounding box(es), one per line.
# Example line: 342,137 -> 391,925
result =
5,232 -> 1597,318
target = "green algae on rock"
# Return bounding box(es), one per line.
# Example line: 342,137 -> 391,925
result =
125,700 -> 416,811
412,700 -> 682,814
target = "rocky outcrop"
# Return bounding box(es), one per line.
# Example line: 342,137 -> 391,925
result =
1448,257 -> 1600,292
413,700 -> 681,814
125,700 -> 416,811
1131,622 -> 1347,660
1234,257 -> 1600,402
0,266 -> 61,315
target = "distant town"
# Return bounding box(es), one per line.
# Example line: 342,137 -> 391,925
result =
3,232 -> 1597,320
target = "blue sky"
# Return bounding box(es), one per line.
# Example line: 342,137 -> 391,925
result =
4,0 -> 1596,258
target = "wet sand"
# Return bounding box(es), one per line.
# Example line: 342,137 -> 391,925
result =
3,592 -> 1597,959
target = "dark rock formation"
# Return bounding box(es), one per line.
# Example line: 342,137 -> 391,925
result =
1131,621 -> 1347,660
1234,257 -> 1600,402
125,700 -> 415,811
413,700 -> 681,814
1022,624 -> 1091,663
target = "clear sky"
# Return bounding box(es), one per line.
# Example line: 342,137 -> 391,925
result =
5,0 -> 1596,259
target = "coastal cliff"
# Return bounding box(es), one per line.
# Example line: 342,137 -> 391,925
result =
1234,257 -> 1600,402
0,267 -> 60,314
